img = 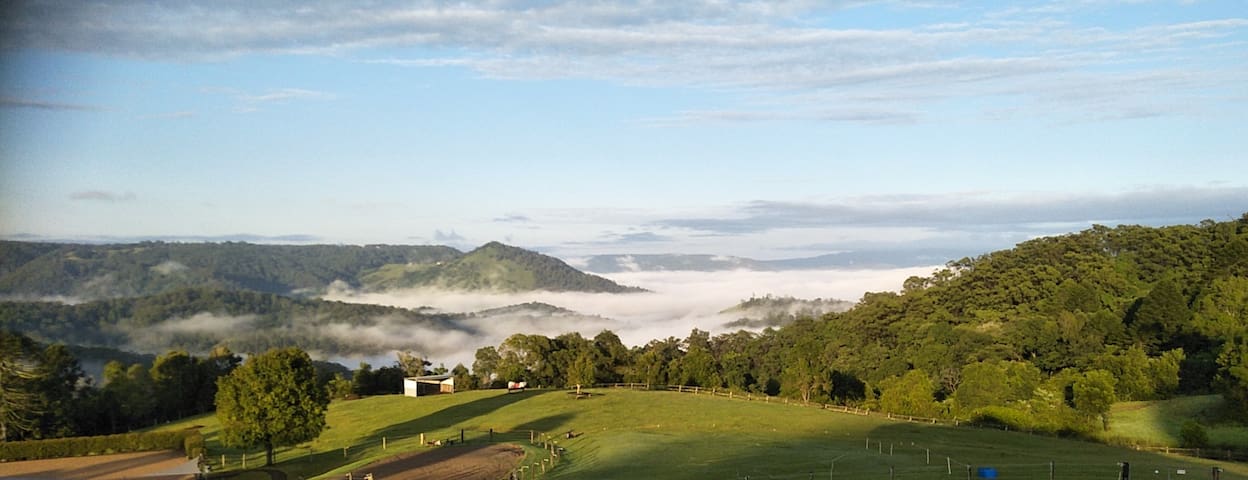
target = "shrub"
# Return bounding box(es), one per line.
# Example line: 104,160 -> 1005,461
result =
1179,420 -> 1209,448
968,406 -> 1035,432
0,429 -> 199,461
183,430 -> 206,459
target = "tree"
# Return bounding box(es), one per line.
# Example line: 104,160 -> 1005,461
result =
150,350 -> 200,421
472,346 -> 502,388
1131,278 -> 1191,351
878,370 -> 937,417
1073,369 -> 1117,431
31,344 -> 88,438
1216,337 -> 1248,420
1179,420 -> 1208,448
326,373 -> 353,400
215,347 -> 329,466
351,362 -> 375,396
396,351 -> 431,377
0,331 -> 41,441
566,350 -> 596,387
450,363 -> 474,392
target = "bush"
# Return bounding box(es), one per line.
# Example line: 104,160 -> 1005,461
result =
969,406 -> 1035,432
0,429 -> 199,461
1180,420 -> 1209,448
183,430 -> 205,459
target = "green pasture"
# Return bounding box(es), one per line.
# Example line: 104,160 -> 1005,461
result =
1099,395 -> 1248,449
158,389 -> 1248,479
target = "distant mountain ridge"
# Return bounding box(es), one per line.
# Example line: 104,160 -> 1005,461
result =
360,241 -> 644,293
0,240 -> 641,300
577,249 -> 974,273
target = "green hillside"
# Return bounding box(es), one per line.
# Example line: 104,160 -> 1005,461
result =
0,287 -> 468,356
0,240 -> 641,299
1099,395 -> 1248,448
361,242 -> 646,293
157,388 -> 1248,480
0,241 -> 460,299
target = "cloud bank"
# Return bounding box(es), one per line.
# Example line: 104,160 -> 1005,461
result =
653,186 -> 1248,234
324,266 -> 934,367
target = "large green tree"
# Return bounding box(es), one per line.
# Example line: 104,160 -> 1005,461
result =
215,347 -> 329,465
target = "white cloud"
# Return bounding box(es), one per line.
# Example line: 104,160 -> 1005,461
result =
150,260 -> 189,276
654,186 -> 1248,234
3,1 -> 1243,123
322,266 -> 932,366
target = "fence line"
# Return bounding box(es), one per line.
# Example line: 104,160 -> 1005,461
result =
201,385 -> 1246,478
591,383 -> 1248,464
200,427 -> 565,479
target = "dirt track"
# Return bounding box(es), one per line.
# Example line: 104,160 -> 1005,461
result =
344,444 -> 524,480
0,450 -> 194,479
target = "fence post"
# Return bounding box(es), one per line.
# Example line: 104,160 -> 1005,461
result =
1049,461 -> 1054,480
421,433 -> 425,445
383,437 -> 386,450
242,452 -> 246,469
947,457 -> 952,475
926,448 -> 930,464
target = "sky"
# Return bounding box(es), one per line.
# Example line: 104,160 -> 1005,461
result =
2,0 -> 1246,261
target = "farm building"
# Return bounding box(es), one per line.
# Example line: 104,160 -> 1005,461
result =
403,374 -> 455,397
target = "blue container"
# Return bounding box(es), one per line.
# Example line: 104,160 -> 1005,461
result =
976,467 -> 998,479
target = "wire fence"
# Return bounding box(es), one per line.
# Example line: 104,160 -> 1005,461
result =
199,427 -> 566,479
593,383 -> 1248,465
721,436 -> 1238,480
196,385 -> 1243,480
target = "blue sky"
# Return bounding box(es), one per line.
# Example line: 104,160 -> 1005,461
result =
1,0 -> 1246,260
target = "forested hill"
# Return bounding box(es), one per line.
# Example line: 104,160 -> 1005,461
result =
0,240 -> 643,299
800,215 -> 1248,410
0,287 -> 471,356
360,241 -> 646,293
0,241 -> 460,300
462,216 -> 1248,434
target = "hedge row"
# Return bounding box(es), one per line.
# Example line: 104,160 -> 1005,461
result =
0,429 -> 204,462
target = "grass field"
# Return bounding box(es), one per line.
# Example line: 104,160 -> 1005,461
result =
1099,395 -> 1248,449
158,388 -> 1248,480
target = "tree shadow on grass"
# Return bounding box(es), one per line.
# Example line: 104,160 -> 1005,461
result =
281,390 -> 565,479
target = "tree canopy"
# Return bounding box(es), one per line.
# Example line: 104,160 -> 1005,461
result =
215,347 -> 329,465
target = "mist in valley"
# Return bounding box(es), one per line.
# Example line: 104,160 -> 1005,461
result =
322,266 -> 936,369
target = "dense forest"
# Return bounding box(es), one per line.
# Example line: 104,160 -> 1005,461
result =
464,216 -> 1248,436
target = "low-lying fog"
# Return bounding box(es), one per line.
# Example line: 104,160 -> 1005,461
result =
322,266 -> 937,369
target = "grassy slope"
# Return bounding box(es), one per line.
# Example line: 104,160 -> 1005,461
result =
159,389 -> 1248,480
1100,395 -> 1248,448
